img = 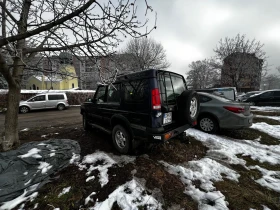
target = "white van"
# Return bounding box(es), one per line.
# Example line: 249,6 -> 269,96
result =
19,92 -> 69,113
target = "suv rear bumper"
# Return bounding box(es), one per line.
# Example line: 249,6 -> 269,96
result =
145,124 -> 191,142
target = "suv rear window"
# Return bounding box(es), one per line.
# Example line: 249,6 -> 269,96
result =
158,72 -> 186,104
48,95 -> 64,100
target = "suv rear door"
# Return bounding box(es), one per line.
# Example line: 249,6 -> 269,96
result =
157,72 -> 187,130
46,94 -> 65,108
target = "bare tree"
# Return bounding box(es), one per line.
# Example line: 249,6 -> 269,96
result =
214,34 -> 266,91
262,74 -> 280,90
186,59 -> 220,89
0,0 -> 156,151
120,37 -> 170,71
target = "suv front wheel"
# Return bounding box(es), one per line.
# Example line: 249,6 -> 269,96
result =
112,125 -> 131,154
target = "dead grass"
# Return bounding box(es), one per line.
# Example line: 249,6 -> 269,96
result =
215,163 -> 280,210
252,111 -> 280,116
148,136 -> 208,165
219,128 -> 280,145
253,117 -> 280,125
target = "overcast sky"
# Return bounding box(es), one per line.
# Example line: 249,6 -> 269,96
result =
121,0 -> 280,76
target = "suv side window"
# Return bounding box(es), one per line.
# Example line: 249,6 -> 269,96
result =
107,84 -> 121,104
33,95 -> 46,101
95,86 -> 106,103
124,80 -> 148,103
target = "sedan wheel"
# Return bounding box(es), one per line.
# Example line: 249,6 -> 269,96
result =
199,116 -> 218,133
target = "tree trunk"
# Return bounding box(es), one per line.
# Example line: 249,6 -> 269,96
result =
3,83 -> 21,151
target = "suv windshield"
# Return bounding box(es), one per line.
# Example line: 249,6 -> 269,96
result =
158,72 -> 186,104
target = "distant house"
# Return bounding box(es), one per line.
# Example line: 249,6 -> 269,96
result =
221,52 -> 263,92
27,65 -> 78,90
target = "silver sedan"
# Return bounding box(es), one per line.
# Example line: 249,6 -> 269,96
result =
197,92 -> 253,133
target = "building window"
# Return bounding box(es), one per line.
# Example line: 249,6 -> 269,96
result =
72,83 -> 74,88
37,87 -> 39,90
33,84 -> 36,90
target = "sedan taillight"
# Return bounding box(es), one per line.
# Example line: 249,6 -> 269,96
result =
223,106 -> 245,113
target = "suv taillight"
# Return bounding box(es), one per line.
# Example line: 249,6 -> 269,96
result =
224,106 -> 244,113
152,88 -> 161,110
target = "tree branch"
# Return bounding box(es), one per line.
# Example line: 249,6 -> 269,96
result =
0,1 -> 18,24
0,0 -> 96,47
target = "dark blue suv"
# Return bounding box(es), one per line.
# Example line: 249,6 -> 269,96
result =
81,69 -> 200,154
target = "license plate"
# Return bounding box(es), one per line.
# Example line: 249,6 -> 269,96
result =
163,112 -> 172,124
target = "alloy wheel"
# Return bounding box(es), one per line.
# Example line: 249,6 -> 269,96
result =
115,130 -> 126,149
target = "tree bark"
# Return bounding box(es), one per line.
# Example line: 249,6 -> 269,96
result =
3,83 -> 21,150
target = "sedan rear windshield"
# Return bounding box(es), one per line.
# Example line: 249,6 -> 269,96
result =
157,72 -> 186,104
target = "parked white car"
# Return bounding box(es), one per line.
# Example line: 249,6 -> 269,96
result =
19,92 -> 69,113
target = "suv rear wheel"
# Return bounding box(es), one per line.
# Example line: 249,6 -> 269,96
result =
177,90 -> 200,124
112,125 -> 131,154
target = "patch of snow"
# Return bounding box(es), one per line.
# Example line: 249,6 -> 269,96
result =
18,148 -> 42,159
41,135 -> 47,138
69,153 -> 80,164
85,192 -> 96,205
0,184 -> 39,210
86,176 -> 95,182
24,179 -> 32,186
58,187 -> 71,197
38,162 -> 52,174
38,143 -> 47,146
23,172 -> 28,175
79,152 -> 116,187
251,122 -> 280,139
249,166 -> 280,193
34,203 -> 38,209
91,179 -> 162,210
160,159 -> 238,210
262,205 -> 271,210
20,128 -> 29,132
55,133 -> 59,135
161,158 -> 239,191
50,153 -> 55,157
186,129 -> 280,165
255,115 -> 280,122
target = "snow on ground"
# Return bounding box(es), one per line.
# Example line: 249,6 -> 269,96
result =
0,184 -> 39,210
38,162 -> 52,174
186,129 -> 280,165
251,106 -> 280,112
58,187 -> 71,197
0,89 -> 95,94
249,166 -> 280,193
91,179 -> 162,210
79,151 -> 135,188
20,128 -> 29,132
160,158 -> 239,210
251,122 -> 280,139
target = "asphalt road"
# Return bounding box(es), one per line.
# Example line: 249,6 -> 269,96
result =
0,107 -> 82,133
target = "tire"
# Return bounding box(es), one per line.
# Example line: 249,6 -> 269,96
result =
83,114 -> 90,131
57,104 -> 65,111
198,115 -> 218,134
112,125 -> 131,154
177,90 -> 200,124
19,106 -> 29,114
